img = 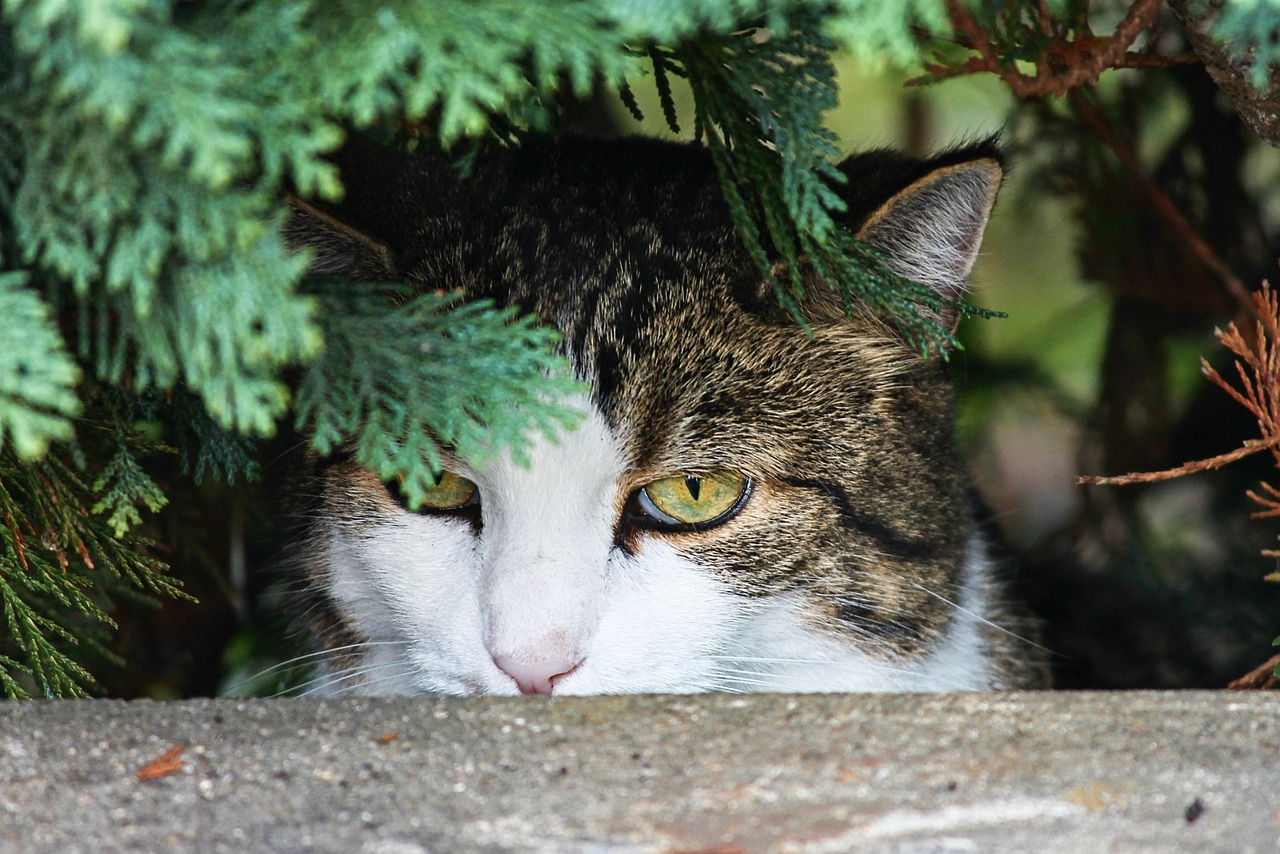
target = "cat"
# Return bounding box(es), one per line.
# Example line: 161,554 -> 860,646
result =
281,135 -> 1047,696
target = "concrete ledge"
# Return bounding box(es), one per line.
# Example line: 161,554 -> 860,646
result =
1,692 -> 1276,852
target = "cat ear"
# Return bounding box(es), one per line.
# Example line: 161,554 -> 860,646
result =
284,192 -> 398,280
282,135 -> 430,281
854,154 -> 1002,328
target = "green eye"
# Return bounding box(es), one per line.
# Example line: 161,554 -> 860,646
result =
403,470 -> 478,511
635,471 -> 750,528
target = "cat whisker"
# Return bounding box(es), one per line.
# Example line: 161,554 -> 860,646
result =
318,668 -> 421,698
261,440 -> 313,471
714,655 -> 921,679
710,655 -> 852,666
263,641 -> 414,697
712,672 -> 779,689
901,578 -> 1054,655
293,661 -> 407,697
714,682 -> 774,693
223,640 -> 409,696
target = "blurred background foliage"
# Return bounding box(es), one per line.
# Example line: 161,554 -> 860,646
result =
5,0 -> 1280,697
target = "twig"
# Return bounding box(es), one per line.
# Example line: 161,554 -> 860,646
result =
1078,436 -> 1280,485
1248,481 -> 1280,521
1091,0 -> 1171,79
920,0 -> 1195,97
1227,653 -> 1280,690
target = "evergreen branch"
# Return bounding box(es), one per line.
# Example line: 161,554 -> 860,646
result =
0,654 -> 29,697
650,48 -> 683,135
1206,0 -> 1280,88
91,441 -> 168,539
128,387 -> 261,485
618,82 -> 645,122
679,13 -> 988,353
0,558 -> 99,698
0,272 -> 81,459
295,283 -> 585,510
0,435 -> 181,697
3,1 -> 333,436
826,0 -> 951,67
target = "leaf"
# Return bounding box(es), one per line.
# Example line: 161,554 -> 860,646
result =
0,272 -> 81,459
826,0 -> 949,68
295,284 -> 584,509
91,442 -> 168,538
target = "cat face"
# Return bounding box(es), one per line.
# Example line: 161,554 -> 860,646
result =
286,137 -> 1042,695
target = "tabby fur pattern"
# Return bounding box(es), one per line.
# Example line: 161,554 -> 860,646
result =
282,136 -> 1047,696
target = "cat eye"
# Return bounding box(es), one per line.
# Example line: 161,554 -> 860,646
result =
396,470 -> 479,512
632,470 -> 750,529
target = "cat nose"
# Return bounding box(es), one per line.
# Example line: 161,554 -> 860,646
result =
492,654 -> 581,695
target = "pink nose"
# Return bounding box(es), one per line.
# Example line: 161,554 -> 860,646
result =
492,654 -> 581,695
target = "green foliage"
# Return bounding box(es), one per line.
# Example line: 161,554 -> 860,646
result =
1212,0 -> 1280,86
0,273 -> 81,459
296,283 -> 583,509
304,2 -> 637,137
4,0 -> 332,439
827,0 -> 948,67
91,440 -> 169,539
0,437 -> 181,698
129,387 -> 261,485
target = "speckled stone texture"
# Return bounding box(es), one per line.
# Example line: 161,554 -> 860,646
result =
1,692 -> 1276,852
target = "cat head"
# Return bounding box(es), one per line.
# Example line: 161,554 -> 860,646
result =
284,136 -> 1030,695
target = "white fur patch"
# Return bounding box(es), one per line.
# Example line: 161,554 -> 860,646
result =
715,538 -> 1002,693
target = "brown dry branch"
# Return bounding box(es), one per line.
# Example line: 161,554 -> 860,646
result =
1248,483 -> 1280,559
1248,480 -> 1280,520
917,0 -> 1197,98
5,510 -> 29,572
1227,653 -> 1280,690
1077,435 -> 1280,486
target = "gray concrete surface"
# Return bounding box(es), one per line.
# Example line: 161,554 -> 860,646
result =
0,692 -> 1276,853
